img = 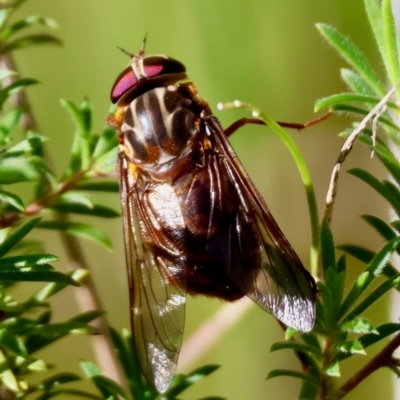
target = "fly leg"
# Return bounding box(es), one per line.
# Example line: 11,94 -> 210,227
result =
224,111 -> 331,137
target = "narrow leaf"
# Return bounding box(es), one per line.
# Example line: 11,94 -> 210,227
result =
362,214 -> 396,241
37,221 -> 112,251
382,0 -> 400,90
0,328 -> 27,357
341,317 -> 378,334
0,34 -> 61,53
320,219 -> 335,274
0,254 -> 59,267
270,341 -> 321,356
349,168 -> 400,216
0,189 -> 24,211
340,68 -> 375,95
50,202 -> 120,218
76,180 -> 119,192
1,16 -> 58,40
166,365 -> 220,396
314,93 -> 397,112
316,23 -> 386,96
337,340 -> 366,355
0,217 -> 41,257
0,157 -> 38,184
266,369 -> 319,385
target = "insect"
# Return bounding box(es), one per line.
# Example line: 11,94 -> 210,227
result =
109,40 -> 317,393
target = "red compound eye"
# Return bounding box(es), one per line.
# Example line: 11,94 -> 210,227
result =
144,64 -> 163,78
111,68 -> 138,103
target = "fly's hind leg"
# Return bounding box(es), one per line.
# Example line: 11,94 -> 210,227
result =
224,111 -> 331,137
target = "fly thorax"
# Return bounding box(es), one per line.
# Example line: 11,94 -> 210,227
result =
121,86 -> 200,166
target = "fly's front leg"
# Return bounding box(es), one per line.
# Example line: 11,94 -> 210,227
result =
224,111 -> 332,138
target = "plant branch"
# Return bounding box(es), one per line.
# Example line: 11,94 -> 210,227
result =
0,53 -> 38,131
323,83 -> 399,224
0,52 -> 126,387
337,332 -> 400,399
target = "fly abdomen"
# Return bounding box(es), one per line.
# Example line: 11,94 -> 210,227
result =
122,86 -> 199,165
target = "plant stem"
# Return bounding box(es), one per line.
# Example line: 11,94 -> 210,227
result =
58,213 -> 126,386
0,52 -> 126,387
337,332 -> 400,399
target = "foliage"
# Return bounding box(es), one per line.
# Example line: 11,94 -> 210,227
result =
265,0 -> 400,399
1,0 -> 399,399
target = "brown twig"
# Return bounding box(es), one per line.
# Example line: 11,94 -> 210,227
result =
336,332 -> 400,399
323,83 -> 399,223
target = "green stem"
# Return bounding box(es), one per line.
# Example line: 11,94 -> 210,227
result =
257,110 -> 319,276
219,101 -> 319,276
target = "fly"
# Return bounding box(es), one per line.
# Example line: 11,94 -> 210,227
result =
109,40 -> 316,393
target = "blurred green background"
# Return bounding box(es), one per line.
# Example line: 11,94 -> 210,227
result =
13,0 -> 394,398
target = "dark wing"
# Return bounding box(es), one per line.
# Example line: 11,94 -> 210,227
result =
119,154 -> 186,393
205,116 -> 316,332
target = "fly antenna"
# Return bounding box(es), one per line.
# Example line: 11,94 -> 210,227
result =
139,34 -> 148,56
116,46 -> 134,58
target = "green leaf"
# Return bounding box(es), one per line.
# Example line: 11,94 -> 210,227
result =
0,317 -> 37,333
270,341 -> 321,356
362,214 -> 396,241
109,328 -> 143,398
337,340 -> 366,355
324,266 -> 346,321
0,217 -> 41,257
0,189 -> 24,211
349,168 -> 400,216
0,267 -> 78,286
76,180 -> 119,193
62,99 -> 90,174
338,244 -> 374,264
0,328 -> 27,357
50,201 -> 120,218
359,323 -> 400,348
1,16 -> 58,40
0,34 -> 61,54
381,0 -> 400,90
332,104 -> 398,132
341,317 -> 378,334
0,109 -> 22,145
316,23 -> 386,96
318,280 -> 336,330
81,361 -> 129,400
344,275 -> 400,322
80,97 -> 92,133
320,219 -> 335,274
34,388 -> 102,400
1,253 -> 59,268
0,78 -> 38,110
266,369 -> 319,385
4,134 -> 47,157
92,126 -> 118,159
90,146 -> 118,175
340,69 -> 375,95
364,0 -> 386,72
325,361 -> 340,377
26,322 -> 97,354
37,221 -> 112,251
314,93 -> 397,112
0,157 -> 38,184
26,269 -> 88,305
339,238 -> 400,319
166,365 -> 220,396
36,373 -> 81,391
338,323 -> 400,362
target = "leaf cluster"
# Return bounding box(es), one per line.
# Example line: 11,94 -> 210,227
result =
268,1 -> 400,399
0,1 -> 222,398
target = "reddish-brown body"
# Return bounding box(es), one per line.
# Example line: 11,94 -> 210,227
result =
110,46 -> 316,393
